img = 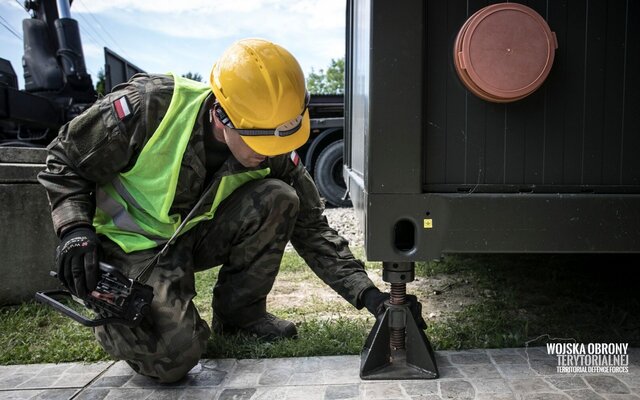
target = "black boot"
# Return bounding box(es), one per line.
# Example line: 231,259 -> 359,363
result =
213,312 -> 298,341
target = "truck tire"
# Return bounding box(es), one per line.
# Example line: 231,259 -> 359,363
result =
314,140 -> 352,207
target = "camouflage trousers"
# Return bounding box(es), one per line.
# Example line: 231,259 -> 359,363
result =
94,179 -> 300,382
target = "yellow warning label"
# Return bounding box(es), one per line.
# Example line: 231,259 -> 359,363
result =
424,219 -> 433,229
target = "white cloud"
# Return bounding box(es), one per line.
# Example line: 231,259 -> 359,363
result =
72,0 -> 333,17
72,0 -> 267,14
1,0 -> 346,88
73,0 -> 345,41
79,0 -> 346,75
78,42 -> 104,76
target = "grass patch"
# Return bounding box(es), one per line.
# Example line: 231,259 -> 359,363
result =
427,301 -> 529,350
0,301 -> 108,365
415,253 -> 640,350
206,318 -> 369,359
195,250 -> 373,359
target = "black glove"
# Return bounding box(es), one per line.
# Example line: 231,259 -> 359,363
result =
363,287 -> 389,316
56,226 -> 101,299
362,287 -> 428,330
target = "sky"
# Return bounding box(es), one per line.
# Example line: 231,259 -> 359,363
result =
0,0 -> 346,89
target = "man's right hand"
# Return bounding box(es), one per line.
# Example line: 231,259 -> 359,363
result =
56,226 -> 101,299
362,287 -> 428,329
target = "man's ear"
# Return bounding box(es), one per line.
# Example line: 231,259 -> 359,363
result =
210,108 -> 220,127
211,108 -> 228,143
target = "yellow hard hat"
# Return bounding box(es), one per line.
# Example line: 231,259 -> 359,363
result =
210,38 -> 310,157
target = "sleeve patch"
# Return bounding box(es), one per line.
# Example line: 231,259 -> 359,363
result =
113,96 -> 132,120
290,150 -> 301,166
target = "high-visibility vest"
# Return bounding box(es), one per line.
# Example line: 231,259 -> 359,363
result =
93,73 -> 270,253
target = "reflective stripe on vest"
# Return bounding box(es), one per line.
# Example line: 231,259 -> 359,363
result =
94,73 -> 270,253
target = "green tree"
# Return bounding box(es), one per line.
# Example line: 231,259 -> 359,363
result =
182,72 -> 203,82
95,68 -> 106,96
306,57 -> 344,94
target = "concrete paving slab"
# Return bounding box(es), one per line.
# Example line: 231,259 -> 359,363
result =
0,348 -> 638,399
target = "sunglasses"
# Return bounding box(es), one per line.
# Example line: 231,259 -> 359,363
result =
214,91 -> 310,138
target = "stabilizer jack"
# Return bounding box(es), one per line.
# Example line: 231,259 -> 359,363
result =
360,261 -> 439,379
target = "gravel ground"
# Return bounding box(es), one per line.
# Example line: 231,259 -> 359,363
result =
286,207 -> 364,250
324,206 -> 364,248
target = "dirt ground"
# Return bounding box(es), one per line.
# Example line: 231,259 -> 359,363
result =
267,254 -> 480,323
279,207 -> 481,321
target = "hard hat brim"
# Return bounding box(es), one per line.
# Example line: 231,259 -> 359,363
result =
239,110 -> 311,157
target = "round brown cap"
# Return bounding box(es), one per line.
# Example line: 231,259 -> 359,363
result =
453,3 -> 558,102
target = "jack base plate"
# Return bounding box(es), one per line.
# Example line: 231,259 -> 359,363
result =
360,306 -> 439,380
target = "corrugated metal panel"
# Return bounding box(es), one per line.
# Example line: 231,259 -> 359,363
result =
424,0 -> 640,193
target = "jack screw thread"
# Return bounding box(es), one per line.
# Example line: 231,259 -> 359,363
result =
390,283 -> 407,305
389,282 -> 407,350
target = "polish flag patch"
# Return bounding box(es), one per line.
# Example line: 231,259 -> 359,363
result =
113,96 -> 131,120
290,151 -> 300,166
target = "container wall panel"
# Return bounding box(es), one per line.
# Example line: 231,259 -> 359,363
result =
423,0 -> 640,193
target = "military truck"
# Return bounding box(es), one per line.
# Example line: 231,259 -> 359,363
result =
299,94 -> 349,207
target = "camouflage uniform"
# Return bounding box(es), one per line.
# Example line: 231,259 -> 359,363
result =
38,74 -> 375,382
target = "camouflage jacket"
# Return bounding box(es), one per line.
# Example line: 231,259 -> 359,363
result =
37,73 -> 375,308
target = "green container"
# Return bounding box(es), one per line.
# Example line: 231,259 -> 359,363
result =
344,0 -> 640,262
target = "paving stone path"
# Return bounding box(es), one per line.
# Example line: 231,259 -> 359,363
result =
1,347 -> 638,399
